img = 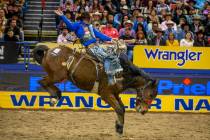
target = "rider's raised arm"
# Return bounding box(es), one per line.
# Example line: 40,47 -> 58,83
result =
93,28 -> 112,42
60,15 -> 79,31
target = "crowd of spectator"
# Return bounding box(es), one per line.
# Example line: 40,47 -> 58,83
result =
0,0 -> 26,42
56,0 -> 210,49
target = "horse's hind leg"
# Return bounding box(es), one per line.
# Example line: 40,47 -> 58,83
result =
101,93 -> 125,135
38,76 -> 61,106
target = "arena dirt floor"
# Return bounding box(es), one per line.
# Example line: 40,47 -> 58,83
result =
0,110 -> 209,140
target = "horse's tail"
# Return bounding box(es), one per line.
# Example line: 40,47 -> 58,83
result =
33,45 -> 49,64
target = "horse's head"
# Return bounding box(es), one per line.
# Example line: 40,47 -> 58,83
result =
135,80 -> 158,115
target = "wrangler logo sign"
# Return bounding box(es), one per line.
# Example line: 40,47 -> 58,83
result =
144,49 -> 202,66
0,92 -> 209,113
133,46 -> 210,69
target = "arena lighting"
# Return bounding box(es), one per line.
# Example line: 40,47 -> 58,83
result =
183,78 -> 192,85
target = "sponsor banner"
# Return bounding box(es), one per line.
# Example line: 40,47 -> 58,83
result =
133,46 -> 210,70
0,42 -> 19,64
0,92 -> 209,113
1,72 -> 209,96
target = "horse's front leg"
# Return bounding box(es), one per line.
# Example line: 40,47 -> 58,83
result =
38,76 -> 62,106
102,94 -> 125,135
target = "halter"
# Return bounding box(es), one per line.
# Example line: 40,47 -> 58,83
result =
136,81 -> 154,105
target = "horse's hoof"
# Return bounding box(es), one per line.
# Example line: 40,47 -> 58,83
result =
115,121 -> 123,135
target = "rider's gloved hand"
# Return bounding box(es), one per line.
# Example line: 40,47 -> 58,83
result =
54,9 -> 64,16
111,38 -> 118,44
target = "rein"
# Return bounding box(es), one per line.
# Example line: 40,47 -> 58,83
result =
136,81 -> 153,105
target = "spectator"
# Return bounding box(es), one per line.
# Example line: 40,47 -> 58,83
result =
0,0 -> 5,8
92,11 -> 102,23
182,23 -> 194,39
131,0 -> 144,12
90,0 -> 104,13
119,26 -> 135,44
204,12 -> 210,37
101,20 -> 119,39
160,12 -> 177,31
57,27 -> 75,43
111,0 -> 121,12
156,0 -> 170,15
0,18 -> 5,40
122,15 -> 129,25
101,10 -> 108,25
176,17 -> 187,41
142,0 -> 155,17
135,22 -> 147,37
191,15 -> 203,33
133,13 -> 148,33
51,0 -> 209,49
114,5 -> 130,29
147,9 -> 160,24
62,0 -> 77,12
194,30 -> 209,47
5,4 -> 14,19
77,0 -> 90,13
180,32 -> 194,47
203,4 -> 210,16
120,26 -> 135,61
187,0 -> 197,10
6,14 -> 23,29
16,0 -> 25,7
158,8 -> 167,23
4,19 -> 20,40
147,21 -> 159,41
132,8 -> 141,18
173,8 -> 184,24
149,28 -> 166,46
12,4 -> 21,17
119,0 -> 128,12
0,9 -> 7,25
185,7 -> 196,25
195,0 -> 207,10
164,20 -> 177,40
119,20 -> 136,38
4,29 -> 19,42
93,21 -> 101,31
135,31 -> 148,45
104,0 -> 117,15
166,32 -> 179,46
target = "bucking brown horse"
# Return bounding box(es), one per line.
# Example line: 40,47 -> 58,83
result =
33,44 -> 158,135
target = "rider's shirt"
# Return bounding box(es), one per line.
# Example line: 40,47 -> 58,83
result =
60,15 -> 112,47
83,26 -> 94,42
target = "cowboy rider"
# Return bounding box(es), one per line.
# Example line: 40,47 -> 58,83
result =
55,10 -> 123,85
55,10 -> 155,85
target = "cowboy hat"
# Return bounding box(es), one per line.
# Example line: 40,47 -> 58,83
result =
166,20 -> 174,25
155,28 -> 164,33
93,11 -> 102,16
124,20 -> 134,26
122,5 -> 129,10
193,15 -> 201,20
165,12 -> 172,17
136,13 -> 144,18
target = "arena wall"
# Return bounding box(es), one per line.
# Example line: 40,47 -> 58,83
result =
0,45 -> 209,113
0,91 -> 209,113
